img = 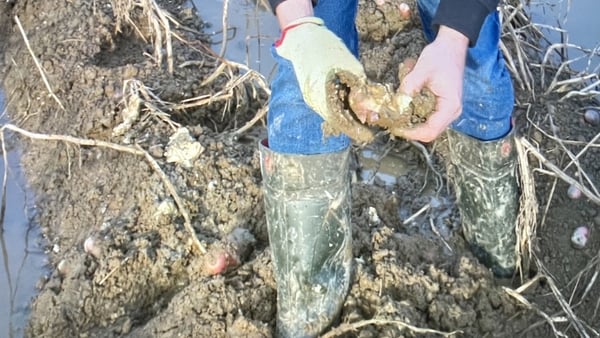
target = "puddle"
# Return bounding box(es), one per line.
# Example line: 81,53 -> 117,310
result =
0,93 -> 47,338
357,147 -> 414,187
527,0 -> 600,74
198,0 -> 279,77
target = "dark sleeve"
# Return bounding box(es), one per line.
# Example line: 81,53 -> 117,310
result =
268,0 -> 318,14
432,0 -> 500,46
269,0 -> 285,13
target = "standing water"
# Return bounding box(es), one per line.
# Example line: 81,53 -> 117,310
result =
199,0 -> 279,77
0,93 -> 47,338
199,0 -> 600,78
528,0 -> 600,77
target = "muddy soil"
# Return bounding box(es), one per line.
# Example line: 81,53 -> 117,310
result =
1,0 -> 599,337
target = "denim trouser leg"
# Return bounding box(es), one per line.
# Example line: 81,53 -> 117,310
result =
417,0 -> 514,141
268,0 -> 515,155
267,0 -> 358,155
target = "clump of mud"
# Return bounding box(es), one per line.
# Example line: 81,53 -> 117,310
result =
326,61 -> 435,142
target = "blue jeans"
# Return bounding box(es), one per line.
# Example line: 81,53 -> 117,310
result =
268,0 -> 514,155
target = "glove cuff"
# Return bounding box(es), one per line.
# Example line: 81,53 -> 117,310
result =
283,16 -> 323,29
275,17 -> 324,47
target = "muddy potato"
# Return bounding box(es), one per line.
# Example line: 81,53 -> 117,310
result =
84,236 -> 103,259
203,228 -> 256,276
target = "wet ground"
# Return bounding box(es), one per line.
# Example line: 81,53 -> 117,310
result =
0,0 -> 599,337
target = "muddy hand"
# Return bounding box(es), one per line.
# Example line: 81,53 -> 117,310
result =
397,27 -> 468,142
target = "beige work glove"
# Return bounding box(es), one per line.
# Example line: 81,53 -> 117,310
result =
275,17 -> 375,143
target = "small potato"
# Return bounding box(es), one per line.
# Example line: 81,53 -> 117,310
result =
567,184 -> 582,199
584,109 -> 599,126
571,226 -> 589,249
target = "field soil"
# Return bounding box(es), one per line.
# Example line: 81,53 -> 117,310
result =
1,0 -> 599,337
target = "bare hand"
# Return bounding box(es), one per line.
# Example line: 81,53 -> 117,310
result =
398,26 -> 469,142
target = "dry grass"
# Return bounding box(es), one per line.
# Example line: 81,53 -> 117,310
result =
112,79 -> 182,142
111,0 -> 179,73
109,0 -> 270,132
500,1 -> 540,94
514,132 -> 538,277
14,16 -> 65,111
501,0 -> 600,336
175,60 -> 270,118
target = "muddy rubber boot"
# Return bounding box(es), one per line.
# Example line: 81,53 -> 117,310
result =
259,140 -> 352,338
446,129 -> 518,278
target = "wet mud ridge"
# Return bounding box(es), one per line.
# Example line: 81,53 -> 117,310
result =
1,0 -> 599,337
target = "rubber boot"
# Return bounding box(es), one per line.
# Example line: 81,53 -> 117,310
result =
446,129 -> 518,277
259,140 -> 352,338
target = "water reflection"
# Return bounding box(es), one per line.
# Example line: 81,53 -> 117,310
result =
196,0 -> 279,77
528,0 -> 600,73
0,93 -> 46,338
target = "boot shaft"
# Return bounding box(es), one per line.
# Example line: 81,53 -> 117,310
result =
447,130 -> 518,277
260,140 -> 350,191
259,140 -> 352,338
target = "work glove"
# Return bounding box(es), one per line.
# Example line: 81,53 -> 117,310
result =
275,17 -> 375,143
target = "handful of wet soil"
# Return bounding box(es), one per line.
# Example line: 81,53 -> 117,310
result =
327,61 -> 436,141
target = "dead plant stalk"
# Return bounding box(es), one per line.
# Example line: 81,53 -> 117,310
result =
321,319 -> 461,338
520,137 -> 600,205
514,136 -> 538,276
0,133 -> 7,233
14,16 -> 65,111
